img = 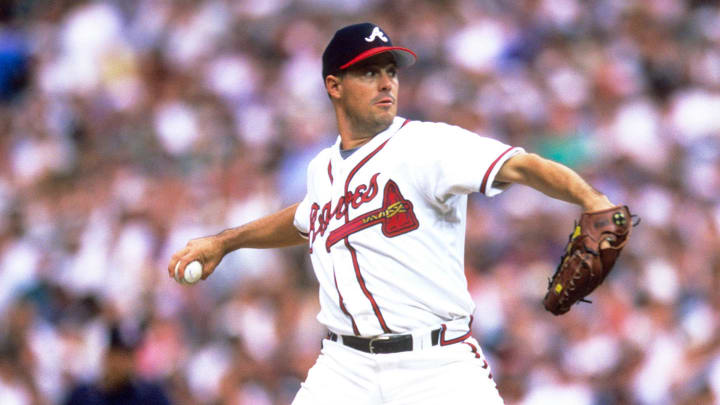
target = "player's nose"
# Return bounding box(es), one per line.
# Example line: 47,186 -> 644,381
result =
377,71 -> 394,91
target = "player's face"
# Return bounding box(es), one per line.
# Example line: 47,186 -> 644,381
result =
337,53 -> 399,136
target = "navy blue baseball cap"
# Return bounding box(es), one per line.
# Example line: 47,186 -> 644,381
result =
322,23 -> 417,78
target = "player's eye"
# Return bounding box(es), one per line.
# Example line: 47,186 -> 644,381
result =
364,69 -> 376,78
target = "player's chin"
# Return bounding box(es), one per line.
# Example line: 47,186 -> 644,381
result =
373,106 -> 397,123
372,114 -> 395,131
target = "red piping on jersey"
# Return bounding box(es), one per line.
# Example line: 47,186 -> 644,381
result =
480,146 -> 515,195
334,269 -> 360,335
341,137 -> 393,334
345,139 -> 390,186
328,161 -> 333,184
344,238 -> 391,333
439,315 -> 474,346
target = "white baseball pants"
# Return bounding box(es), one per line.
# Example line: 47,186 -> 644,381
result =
292,336 -> 504,404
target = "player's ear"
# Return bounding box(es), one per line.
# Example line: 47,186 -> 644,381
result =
325,74 -> 343,100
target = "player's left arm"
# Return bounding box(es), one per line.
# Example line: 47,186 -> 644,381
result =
494,152 -> 614,212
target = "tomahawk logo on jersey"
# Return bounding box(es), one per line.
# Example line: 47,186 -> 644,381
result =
306,173 -> 419,252
295,117 -> 524,337
325,179 -> 419,250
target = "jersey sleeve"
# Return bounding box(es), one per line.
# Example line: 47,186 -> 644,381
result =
294,193 -> 311,239
410,122 -> 524,200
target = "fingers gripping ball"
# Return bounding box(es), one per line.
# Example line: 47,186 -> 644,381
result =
543,205 -> 637,315
174,260 -> 203,285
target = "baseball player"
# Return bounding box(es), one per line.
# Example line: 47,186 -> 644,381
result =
168,23 -> 617,404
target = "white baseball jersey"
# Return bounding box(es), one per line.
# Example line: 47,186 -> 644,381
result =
294,116 -> 524,337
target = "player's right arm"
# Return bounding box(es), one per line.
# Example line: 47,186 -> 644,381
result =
167,203 -> 305,281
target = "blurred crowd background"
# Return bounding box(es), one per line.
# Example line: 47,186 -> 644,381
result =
0,0 -> 719,404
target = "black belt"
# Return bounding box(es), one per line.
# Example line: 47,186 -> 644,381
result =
328,329 -> 441,354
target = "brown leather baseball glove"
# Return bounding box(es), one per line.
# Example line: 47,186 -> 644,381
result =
544,205 -> 636,315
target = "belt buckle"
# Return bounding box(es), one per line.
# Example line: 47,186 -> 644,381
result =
368,335 -> 392,354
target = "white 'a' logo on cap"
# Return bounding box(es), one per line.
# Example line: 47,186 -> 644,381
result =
364,27 -> 389,43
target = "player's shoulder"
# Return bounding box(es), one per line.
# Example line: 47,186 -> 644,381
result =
401,119 -> 476,137
397,119 -> 514,160
397,119 -> 480,146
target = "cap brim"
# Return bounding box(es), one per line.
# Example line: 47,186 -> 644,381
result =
339,46 -> 417,71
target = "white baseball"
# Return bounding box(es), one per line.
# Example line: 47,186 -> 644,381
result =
174,260 -> 203,284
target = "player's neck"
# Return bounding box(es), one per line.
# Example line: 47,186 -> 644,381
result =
336,113 -> 391,150
339,131 -> 375,150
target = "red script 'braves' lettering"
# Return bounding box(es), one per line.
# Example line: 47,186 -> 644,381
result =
307,173 -> 380,247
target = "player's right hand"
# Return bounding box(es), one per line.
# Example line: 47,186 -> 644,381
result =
167,235 -> 225,282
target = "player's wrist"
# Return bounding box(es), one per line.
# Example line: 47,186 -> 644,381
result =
581,194 -> 614,212
213,229 -> 237,256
